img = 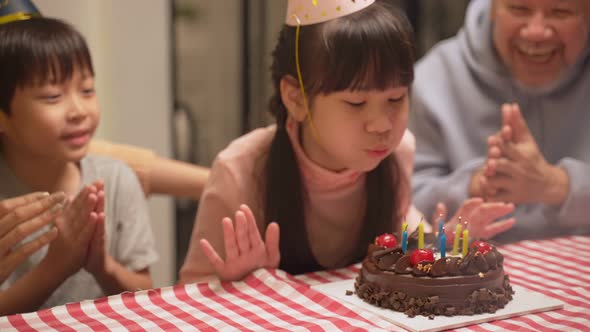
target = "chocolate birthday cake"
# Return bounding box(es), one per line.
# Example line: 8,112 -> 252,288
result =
354,233 -> 514,318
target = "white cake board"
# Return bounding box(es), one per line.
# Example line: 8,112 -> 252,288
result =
312,279 -> 563,332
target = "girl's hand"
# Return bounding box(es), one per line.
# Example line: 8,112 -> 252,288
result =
439,198 -> 516,241
44,184 -> 100,276
0,192 -> 66,283
200,204 -> 280,281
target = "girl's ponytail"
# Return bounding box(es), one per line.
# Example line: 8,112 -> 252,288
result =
265,92 -> 319,273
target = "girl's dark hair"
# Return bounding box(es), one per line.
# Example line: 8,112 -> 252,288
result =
0,17 -> 94,114
265,1 -> 415,274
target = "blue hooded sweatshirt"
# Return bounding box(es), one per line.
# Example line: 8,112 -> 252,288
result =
409,0 -> 590,242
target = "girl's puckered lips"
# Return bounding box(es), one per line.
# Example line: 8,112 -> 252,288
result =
366,146 -> 390,158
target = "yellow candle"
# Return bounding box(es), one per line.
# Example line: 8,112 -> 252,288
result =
462,229 -> 469,257
418,221 -> 424,249
452,223 -> 462,255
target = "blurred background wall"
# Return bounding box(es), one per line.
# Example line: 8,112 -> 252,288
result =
32,0 -> 471,285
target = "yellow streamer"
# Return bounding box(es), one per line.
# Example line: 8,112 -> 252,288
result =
293,15 -> 320,143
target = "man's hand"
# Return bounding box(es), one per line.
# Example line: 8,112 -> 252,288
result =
484,104 -> 569,206
200,204 -> 280,281
468,166 -> 489,198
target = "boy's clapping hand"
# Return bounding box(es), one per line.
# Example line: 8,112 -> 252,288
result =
44,183 -> 102,276
84,181 -> 108,276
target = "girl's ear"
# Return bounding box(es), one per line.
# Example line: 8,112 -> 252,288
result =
280,75 -> 308,122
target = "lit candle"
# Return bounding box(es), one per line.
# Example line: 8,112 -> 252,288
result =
440,233 -> 446,258
452,223 -> 462,255
401,221 -> 408,242
462,229 -> 469,257
437,214 -> 444,236
418,219 -> 424,249
401,230 -> 408,253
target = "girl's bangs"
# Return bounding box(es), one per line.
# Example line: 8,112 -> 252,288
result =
307,4 -> 415,94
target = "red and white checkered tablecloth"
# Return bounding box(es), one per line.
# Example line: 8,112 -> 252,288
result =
1,235 -> 589,331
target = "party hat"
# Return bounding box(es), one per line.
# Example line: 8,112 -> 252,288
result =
286,0 -> 375,26
0,0 -> 41,25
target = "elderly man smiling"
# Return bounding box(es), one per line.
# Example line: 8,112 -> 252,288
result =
410,0 -> 590,242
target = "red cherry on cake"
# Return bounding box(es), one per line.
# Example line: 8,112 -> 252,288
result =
410,249 -> 434,266
471,240 -> 492,254
374,233 -> 397,248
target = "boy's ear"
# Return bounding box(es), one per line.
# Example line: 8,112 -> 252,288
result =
280,75 -> 308,122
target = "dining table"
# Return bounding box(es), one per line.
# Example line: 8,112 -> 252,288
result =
1,235 -> 589,331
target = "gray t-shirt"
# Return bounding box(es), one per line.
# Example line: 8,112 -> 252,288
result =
0,154 -> 158,308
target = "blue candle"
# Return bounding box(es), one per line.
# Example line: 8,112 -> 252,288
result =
401,230 -> 408,253
401,222 -> 407,243
440,233 -> 446,258
438,217 -> 444,237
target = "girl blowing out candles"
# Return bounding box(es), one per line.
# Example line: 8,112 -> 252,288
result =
180,0 -> 517,283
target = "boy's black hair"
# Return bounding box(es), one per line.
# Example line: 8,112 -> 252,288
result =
265,0 -> 415,274
0,17 -> 94,114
